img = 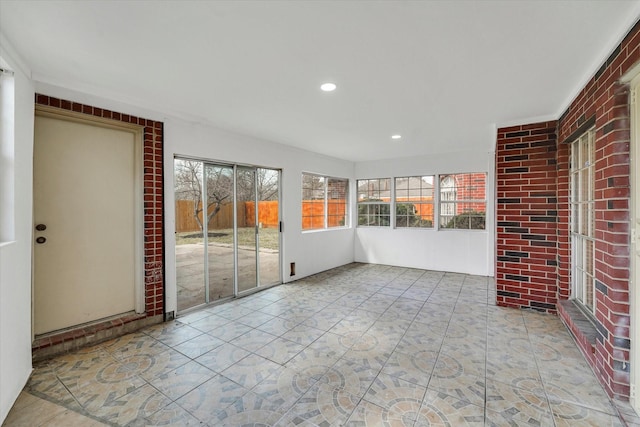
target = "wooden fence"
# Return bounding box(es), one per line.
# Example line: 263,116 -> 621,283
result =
177,197 -> 448,233
175,200 -> 280,232
301,200 -> 348,229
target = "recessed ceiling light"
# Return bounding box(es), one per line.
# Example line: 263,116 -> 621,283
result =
391,134 -> 402,140
320,82 -> 337,92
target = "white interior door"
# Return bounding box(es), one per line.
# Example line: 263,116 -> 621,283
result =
34,112 -> 139,335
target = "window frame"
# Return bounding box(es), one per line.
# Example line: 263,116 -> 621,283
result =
570,127 -> 596,317
357,178 -> 391,227
301,172 -> 349,231
438,173 -> 487,230
394,175 -> 435,229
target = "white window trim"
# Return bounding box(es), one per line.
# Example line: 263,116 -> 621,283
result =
357,178 -> 392,228
302,173 -> 349,232
394,175 -> 435,229
570,127 -> 596,317
437,173 -> 487,231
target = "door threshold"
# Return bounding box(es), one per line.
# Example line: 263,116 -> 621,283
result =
32,312 -> 161,362
177,282 -> 283,318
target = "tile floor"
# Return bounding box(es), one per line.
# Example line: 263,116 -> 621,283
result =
3,263 -> 636,426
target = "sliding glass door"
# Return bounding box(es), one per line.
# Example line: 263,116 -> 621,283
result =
257,168 -> 281,287
174,158 -> 281,312
205,164 -> 235,302
236,167 -> 258,293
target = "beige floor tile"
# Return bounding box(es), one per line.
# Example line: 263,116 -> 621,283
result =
140,402 -> 203,426
148,360 -> 215,401
120,348 -> 192,382
278,323 -> 325,346
550,400 -> 624,426
143,322 -> 202,347
2,394 -> 67,427
346,398 -> 414,426
319,358 -> 379,398
171,332 -> 225,358
5,392 -> 40,413
293,333 -> 351,365
428,370 -> 486,407
3,264 -> 628,427
235,310 -> 276,328
103,332 -> 170,360
221,353 -> 282,389
543,373 -> 618,415
206,320 -> 253,341
213,390 -> 287,426
396,327 -> 444,354
252,366 -> 319,410
436,342 -> 485,377
87,384 -> 171,425
418,389 -> 485,426
256,336 -> 306,364
256,316 -> 300,336
43,409 -> 109,427
186,313 -> 231,333
485,378 -> 553,426
380,350 -> 437,387
364,372 -> 427,422
229,328 -> 278,352
279,382 -> 359,426
194,342 -> 251,373
26,369 -> 81,410
175,374 -> 249,423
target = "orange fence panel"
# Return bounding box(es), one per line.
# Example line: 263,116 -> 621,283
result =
175,200 -> 279,232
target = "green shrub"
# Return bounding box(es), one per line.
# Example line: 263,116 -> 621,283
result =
357,200 -> 432,227
444,211 -> 485,229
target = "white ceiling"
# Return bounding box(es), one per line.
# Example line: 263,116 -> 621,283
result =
1,1 -> 639,162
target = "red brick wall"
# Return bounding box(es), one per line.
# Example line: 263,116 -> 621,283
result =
496,121 -> 559,312
35,94 -> 165,318
554,19 -> 639,398
453,173 -> 487,213
496,19 -> 640,400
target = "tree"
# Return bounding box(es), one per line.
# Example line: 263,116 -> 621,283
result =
175,161 -> 279,231
174,160 -> 233,231
236,168 -> 279,202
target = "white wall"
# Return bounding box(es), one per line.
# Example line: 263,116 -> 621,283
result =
28,83 -> 357,316
163,120 -> 355,313
0,62 -> 495,422
354,150 -> 495,276
0,52 -> 35,422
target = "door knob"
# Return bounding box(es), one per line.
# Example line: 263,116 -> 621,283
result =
35,224 -> 47,231
36,237 -> 46,244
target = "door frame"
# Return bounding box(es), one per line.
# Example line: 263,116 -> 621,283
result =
33,105 -> 145,337
235,165 -> 283,297
173,156 -> 283,313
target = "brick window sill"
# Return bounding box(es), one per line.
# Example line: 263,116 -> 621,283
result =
558,299 -> 597,364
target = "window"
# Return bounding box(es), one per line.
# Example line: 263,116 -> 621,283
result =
357,178 -> 391,226
439,173 -> 486,229
570,128 -> 595,315
327,177 -> 349,228
395,176 -> 434,228
439,175 -> 457,226
0,63 -> 15,244
302,173 -> 348,230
